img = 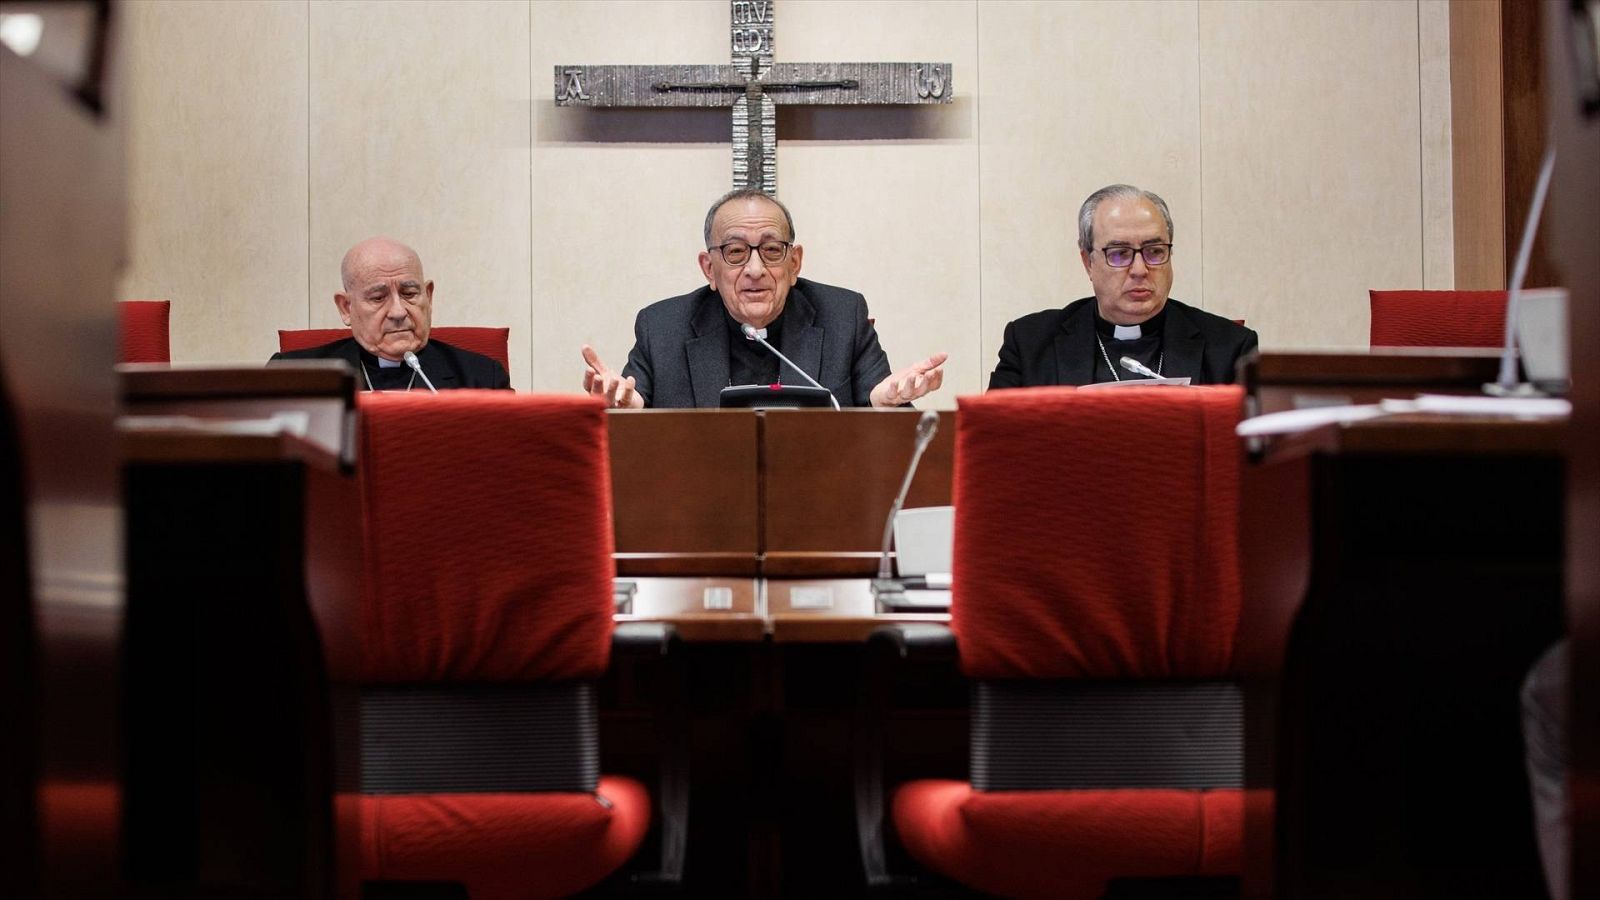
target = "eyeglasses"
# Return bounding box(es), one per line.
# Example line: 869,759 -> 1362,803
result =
1096,243 -> 1173,268
710,240 -> 793,266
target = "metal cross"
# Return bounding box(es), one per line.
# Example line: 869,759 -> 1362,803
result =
554,0 -> 953,195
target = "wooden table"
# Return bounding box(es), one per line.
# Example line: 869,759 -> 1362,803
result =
607,407 -> 955,641
119,364 -> 359,900
1239,353 -> 1566,900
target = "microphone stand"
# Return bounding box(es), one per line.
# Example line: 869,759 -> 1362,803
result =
740,323 -> 841,410
871,411 -> 939,608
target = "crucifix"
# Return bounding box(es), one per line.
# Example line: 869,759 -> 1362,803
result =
554,0 -> 953,195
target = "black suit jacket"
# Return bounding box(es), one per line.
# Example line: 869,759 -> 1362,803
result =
269,337 -> 511,390
621,278 -> 893,408
988,297 -> 1258,389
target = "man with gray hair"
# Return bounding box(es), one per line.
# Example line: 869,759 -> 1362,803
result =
581,188 -> 947,408
988,184 -> 1256,388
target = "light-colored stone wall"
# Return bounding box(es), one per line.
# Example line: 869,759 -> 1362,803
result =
120,0 -> 1454,403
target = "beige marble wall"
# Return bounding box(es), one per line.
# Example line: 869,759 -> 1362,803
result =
1198,0 -> 1426,349
311,0 -> 533,387
977,0 -> 1203,387
119,0 -> 308,366
120,0 -> 1455,398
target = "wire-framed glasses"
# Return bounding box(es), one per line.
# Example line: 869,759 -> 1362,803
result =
1097,243 -> 1173,268
711,240 -> 793,266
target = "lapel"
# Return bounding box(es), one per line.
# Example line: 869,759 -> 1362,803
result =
685,289 -> 730,408
1160,301 -> 1205,380
416,341 -> 459,387
1052,301 -> 1098,386
776,283 -> 823,386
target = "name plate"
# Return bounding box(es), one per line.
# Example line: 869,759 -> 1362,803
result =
789,585 -> 835,610
702,586 -> 734,610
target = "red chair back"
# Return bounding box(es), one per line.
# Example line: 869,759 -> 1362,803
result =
119,300 -> 171,363
951,386 -> 1244,680
279,326 -> 511,375
1369,289 -> 1507,347
354,392 -> 613,684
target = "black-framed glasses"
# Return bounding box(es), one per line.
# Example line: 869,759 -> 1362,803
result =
711,240 -> 793,266
1097,243 -> 1173,268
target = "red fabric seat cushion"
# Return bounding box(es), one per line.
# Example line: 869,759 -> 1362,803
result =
119,299 -> 171,363
1368,289 -> 1506,347
356,392 -> 614,683
357,775 -> 650,900
278,326 -> 511,374
951,386 -> 1244,680
893,779 -> 1242,900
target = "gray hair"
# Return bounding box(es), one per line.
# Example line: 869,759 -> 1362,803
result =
1076,184 -> 1174,253
703,188 -> 796,247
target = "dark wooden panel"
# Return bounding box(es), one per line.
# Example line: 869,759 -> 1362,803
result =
607,410 -> 760,560
762,409 -> 953,567
1246,350 -> 1501,415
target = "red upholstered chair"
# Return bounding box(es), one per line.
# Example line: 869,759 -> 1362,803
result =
278,326 -> 512,375
1369,289 -> 1507,347
119,300 -> 171,363
862,386 -> 1247,899
347,392 -> 664,899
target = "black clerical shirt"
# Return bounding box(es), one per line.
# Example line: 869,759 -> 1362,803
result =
1091,307 -> 1167,383
726,306 -> 786,387
359,350 -> 424,392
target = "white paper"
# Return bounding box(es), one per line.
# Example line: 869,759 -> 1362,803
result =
1079,377 -> 1192,390
1235,404 -> 1390,437
1398,394 -> 1570,418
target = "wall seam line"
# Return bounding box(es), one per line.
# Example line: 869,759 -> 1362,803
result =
306,0 -> 312,328
1418,0 -> 1426,287
974,0 -> 984,391
1194,1 -> 1205,313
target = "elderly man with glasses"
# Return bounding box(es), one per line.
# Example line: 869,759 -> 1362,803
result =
988,184 -> 1257,388
580,188 -> 947,408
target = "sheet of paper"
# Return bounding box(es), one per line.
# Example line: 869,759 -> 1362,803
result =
1235,404 -> 1390,437
1079,377 -> 1192,390
1399,394 -> 1571,418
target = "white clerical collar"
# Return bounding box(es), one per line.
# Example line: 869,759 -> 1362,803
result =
1112,323 -> 1143,340
377,355 -> 403,368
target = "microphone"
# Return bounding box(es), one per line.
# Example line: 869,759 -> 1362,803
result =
740,322 -> 841,410
1489,144 -> 1556,394
876,410 -> 940,581
402,350 -> 438,394
1119,356 -> 1162,380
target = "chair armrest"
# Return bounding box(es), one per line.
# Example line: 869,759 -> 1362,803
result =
854,623 -> 957,888
611,621 -> 687,886
611,620 -> 677,658
867,622 -> 956,662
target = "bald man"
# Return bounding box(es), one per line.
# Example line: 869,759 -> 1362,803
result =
270,236 -> 510,391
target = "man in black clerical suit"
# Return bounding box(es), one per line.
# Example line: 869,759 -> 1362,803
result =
989,184 -> 1257,389
270,236 -> 510,391
579,189 -> 947,408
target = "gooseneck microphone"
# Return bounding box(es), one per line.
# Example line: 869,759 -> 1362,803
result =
876,410 -> 940,581
402,350 -> 439,394
1119,356 -> 1162,380
739,322 -> 841,411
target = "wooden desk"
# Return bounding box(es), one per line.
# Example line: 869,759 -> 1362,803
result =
1240,358 -> 1565,899
1243,348 -> 1501,415
119,365 -> 359,900
602,409 -> 961,894
122,426 -> 348,900
606,407 -> 954,637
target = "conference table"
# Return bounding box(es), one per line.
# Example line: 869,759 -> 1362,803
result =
118,353 -> 1566,897
1235,350 -> 1564,900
